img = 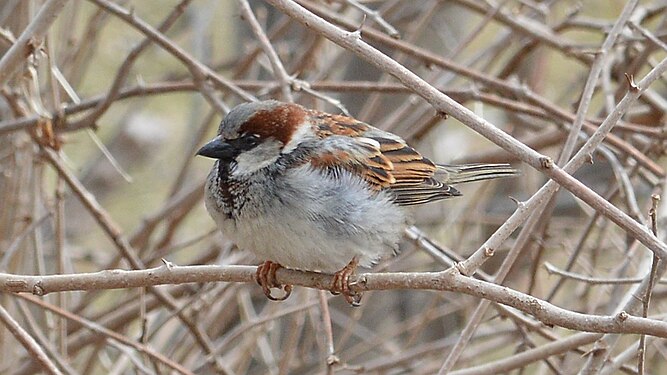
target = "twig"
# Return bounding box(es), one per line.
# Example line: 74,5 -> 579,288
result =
339,0 -> 400,39
0,0 -> 70,85
14,294 -> 194,375
629,20 -> 667,52
580,228 -> 667,373
543,262 -> 667,285
237,0 -> 293,102
449,0 -> 590,63
557,0 -> 638,165
639,194 -> 661,375
318,291 -> 339,374
84,0 -> 255,115
0,303 -> 63,375
449,332 -> 602,375
13,300 -> 77,375
69,0 -> 194,132
0,213 -> 51,271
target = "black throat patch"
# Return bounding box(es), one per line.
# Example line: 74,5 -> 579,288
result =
216,161 -> 249,219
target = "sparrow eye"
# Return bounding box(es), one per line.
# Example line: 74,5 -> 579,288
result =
237,133 -> 261,149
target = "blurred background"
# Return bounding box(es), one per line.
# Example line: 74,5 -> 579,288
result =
1,0 -> 666,374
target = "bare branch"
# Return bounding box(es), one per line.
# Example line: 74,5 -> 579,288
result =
2,265 -> 667,338
0,0 -> 70,85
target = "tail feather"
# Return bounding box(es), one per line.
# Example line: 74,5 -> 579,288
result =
436,163 -> 519,185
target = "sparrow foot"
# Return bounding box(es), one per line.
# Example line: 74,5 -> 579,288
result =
255,261 -> 292,301
331,257 -> 362,306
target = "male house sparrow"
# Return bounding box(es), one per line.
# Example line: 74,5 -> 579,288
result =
197,100 -> 517,305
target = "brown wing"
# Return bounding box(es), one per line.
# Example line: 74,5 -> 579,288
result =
308,111 -> 461,206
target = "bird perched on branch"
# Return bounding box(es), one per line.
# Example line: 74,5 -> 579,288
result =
197,100 -> 518,305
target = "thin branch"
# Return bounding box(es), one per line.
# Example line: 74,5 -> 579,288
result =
0,0 -> 70,85
237,0 -> 293,102
0,303 -> 63,375
449,332 -> 603,375
69,0 -> 194,130
557,0 -> 637,165
1,265 -> 667,338
318,291 -> 339,374
339,0 -> 400,39
84,0 -> 255,111
639,194 -> 662,375
13,300 -> 77,375
14,294 -> 194,375
544,262 -> 667,285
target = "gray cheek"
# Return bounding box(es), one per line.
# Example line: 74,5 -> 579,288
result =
232,140 -> 282,176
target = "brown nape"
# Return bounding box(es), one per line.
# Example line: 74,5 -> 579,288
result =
239,103 -> 307,145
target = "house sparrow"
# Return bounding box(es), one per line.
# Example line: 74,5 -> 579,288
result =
197,100 -> 517,305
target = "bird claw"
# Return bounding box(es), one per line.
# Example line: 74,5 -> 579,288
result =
256,261 -> 292,301
330,257 -> 362,306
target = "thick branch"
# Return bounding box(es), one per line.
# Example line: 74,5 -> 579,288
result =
2,265 -> 667,338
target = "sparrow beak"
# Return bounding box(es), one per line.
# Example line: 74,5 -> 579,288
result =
196,136 -> 236,160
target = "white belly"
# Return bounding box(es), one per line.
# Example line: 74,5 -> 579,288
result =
206,165 -> 408,273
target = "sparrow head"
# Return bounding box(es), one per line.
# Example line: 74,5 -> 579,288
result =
197,100 -> 314,175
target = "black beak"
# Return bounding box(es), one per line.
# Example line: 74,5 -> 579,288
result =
196,137 -> 236,160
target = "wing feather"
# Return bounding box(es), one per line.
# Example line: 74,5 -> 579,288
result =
306,111 -> 516,206
306,112 -> 464,205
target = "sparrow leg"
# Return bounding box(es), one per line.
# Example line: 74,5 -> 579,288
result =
331,257 -> 362,306
255,261 -> 292,301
